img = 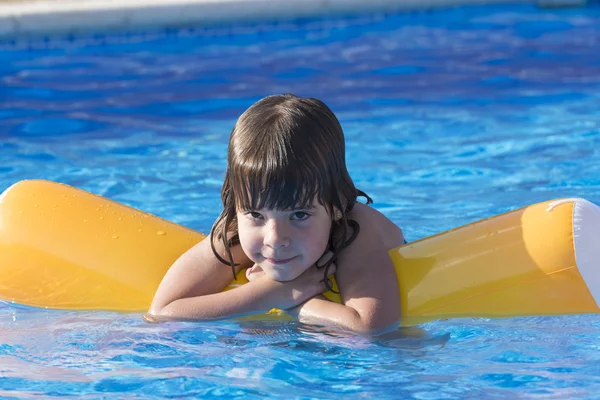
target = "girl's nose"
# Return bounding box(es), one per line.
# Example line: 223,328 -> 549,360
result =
264,220 -> 290,249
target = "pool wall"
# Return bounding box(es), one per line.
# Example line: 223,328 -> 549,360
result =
0,0 -> 588,41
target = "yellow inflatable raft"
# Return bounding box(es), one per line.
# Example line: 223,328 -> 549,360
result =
1,180 -> 599,326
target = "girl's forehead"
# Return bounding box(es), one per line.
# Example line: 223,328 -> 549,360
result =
236,185 -> 323,205
237,200 -> 328,212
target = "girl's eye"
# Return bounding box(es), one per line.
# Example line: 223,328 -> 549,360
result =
290,211 -> 310,221
246,211 -> 263,220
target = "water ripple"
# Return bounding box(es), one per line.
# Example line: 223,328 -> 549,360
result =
2,3 -> 600,398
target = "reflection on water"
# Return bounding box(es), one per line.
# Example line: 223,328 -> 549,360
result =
1,2 -> 600,398
2,304 -> 600,398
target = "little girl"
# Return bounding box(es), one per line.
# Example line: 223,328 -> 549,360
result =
147,94 -> 405,333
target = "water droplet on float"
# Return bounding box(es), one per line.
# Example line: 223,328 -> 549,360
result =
99,216 -> 104,220
157,230 -> 166,236
112,235 -> 119,239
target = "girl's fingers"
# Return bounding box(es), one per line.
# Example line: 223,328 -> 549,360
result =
315,251 -> 334,269
327,262 -> 337,276
245,264 -> 265,282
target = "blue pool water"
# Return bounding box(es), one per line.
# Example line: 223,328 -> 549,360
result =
2,3 -> 600,398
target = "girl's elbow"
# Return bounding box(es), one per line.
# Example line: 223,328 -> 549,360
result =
145,302 -> 177,322
364,318 -> 401,335
354,310 -> 401,335
142,312 -> 162,323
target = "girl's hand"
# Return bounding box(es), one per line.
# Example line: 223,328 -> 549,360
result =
246,252 -> 336,310
283,260 -> 336,308
245,264 -> 266,282
285,251 -> 335,314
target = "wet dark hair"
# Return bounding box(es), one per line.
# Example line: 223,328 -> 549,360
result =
210,94 -> 372,290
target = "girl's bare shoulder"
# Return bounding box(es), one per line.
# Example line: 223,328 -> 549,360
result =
334,203 -> 404,308
348,202 -> 405,250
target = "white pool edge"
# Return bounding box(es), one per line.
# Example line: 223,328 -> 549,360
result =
0,0 -> 550,40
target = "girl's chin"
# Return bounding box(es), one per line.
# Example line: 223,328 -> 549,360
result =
262,267 -> 310,282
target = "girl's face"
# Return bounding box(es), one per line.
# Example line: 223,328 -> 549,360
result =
236,201 -> 332,281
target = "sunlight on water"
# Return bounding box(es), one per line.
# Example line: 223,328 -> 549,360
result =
3,304 -> 600,398
1,3 -> 600,398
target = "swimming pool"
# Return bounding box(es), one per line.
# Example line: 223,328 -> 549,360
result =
1,3 -> 600,398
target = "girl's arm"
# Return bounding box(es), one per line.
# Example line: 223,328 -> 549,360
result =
152,276 -> 320,321
245,243 -> 401,334
289,233 -> 402,334
147,237 -> 331,320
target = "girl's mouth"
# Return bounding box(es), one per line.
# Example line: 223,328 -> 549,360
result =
265,256 -> 297,265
